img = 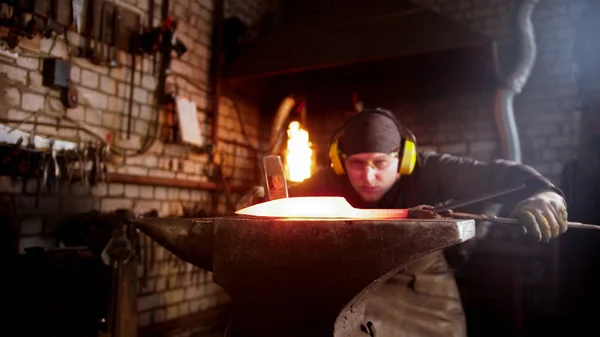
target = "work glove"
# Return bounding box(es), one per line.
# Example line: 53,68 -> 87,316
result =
510,191 -> 568,242
235,186 -> 265,211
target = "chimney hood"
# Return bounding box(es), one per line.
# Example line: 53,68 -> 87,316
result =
223,0 -> 498,82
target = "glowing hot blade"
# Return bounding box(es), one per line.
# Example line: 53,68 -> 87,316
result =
235,196 -> 409,219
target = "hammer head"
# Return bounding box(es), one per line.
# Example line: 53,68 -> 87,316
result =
262,155 -> 288,201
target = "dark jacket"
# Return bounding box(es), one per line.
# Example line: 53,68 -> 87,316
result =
288,150 -> 562,336
289,150 -> 561,212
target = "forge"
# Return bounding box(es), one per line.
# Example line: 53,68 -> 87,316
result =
134,201 -> 475,337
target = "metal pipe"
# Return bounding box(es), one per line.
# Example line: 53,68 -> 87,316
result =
210,0 -> 225,146
494,0 -> 540,162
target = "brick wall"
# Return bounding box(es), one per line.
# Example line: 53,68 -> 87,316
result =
0,0 -> 271,334
302,0 -> 585,185
405,0 -> 585,184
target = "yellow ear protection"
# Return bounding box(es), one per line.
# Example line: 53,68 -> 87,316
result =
328,108 -> 417,176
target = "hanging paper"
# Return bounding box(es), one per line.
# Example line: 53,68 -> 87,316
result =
176,96 -> 204,147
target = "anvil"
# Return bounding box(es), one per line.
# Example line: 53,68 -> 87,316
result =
133,214 -> 474,337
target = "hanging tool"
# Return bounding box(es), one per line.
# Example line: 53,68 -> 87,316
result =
126,45 -> 136,139
43,139 -> 60,194
79,141 -> 88,188
90,0 -> 106,65
47,0 -> 65,38
72,0 -> 83,33
108,4 -> 120,68
88,141 -> 101,186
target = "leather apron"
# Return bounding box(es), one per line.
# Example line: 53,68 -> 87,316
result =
364,251 -> 467,337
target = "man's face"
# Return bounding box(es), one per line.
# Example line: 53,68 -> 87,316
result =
344,152 -> 400,202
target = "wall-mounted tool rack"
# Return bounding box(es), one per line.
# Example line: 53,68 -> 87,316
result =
0,0 -> 143,54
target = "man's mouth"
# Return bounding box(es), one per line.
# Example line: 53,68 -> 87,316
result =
360,186 -> 380,193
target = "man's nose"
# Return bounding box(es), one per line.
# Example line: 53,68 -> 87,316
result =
361,166 -> 377,183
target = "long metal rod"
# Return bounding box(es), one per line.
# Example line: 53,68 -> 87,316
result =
448,211 -> 599,230
433,183 -> 526,213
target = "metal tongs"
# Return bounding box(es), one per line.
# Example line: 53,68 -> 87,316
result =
424,183 -> 599,231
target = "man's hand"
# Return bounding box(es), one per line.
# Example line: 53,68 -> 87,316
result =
235,186 -> 265,211
510,191 -> 568,242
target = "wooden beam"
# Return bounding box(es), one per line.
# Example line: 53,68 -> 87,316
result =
106,173 -> 251,193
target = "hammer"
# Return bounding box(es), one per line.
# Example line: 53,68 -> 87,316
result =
262,155 -> 288,201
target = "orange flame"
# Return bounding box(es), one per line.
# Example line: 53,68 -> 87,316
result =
285,121 -> 312,182
235,196 -> 409,219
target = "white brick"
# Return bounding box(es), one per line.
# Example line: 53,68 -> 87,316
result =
117,82 -> 128,98
140,105 -> 153,120
125,184 -> 140,198
67,105 -> 85,120
549,136 -> 571,148
138,312 -> 151,327
137,0 -> 149,11
155,187 -> 167,199
133,200 -> 161,214
81,69 -> 99,88
102,112 -> 119,128
153,309 -> 166,323
165,289 -> 184,305
108,183 -> 125,196
140,186 -> 154,199
0,64 -> 28,83
142,75 -> 157,91
178,302 -> 190,316
546,86 -> 577,99
4,87 -> 21,106
78,88 -> 108,110
85,108 -> 102,125
133,87 -> 148,104
101,198 -> 133,212
138,294 -> 161,311
183,173 -> 197,181
189,299 -> 201,313
551,162 -> 563,175
70,64 -> 81,83
108,96 -> 124,112
130,104 -> 140,117
525,124 -> 560,136
100,76 -> 117,94
541,150 -> 558,161
16,57 -> 40,70
167,188 -> 180,199
134,119 -> 148,135
21,92 -> 45,111
27,72 -> 44,92
145,155 -> 158,167
179,189 -> 190,200
184,286 -> 204,300
155,277 -> 167,291
166,305 -> 179,320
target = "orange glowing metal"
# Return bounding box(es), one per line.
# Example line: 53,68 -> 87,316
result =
235,196 -> 409,219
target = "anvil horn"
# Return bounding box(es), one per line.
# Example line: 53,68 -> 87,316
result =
132,217 -> 215,271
